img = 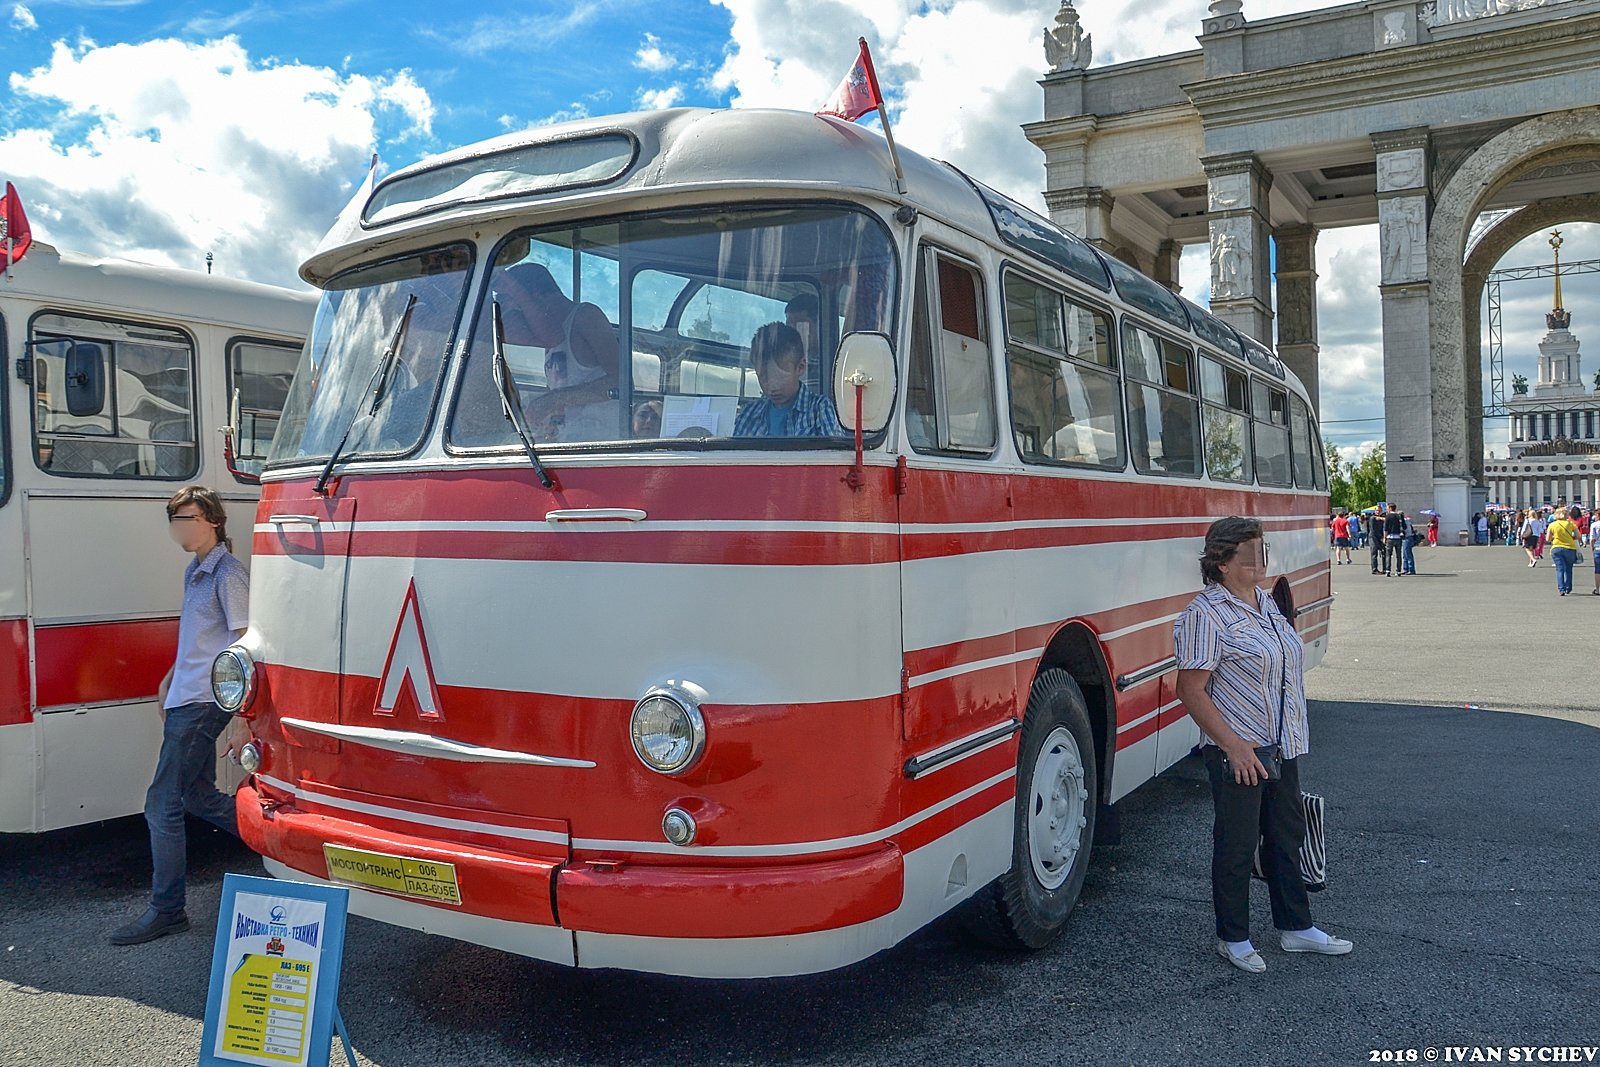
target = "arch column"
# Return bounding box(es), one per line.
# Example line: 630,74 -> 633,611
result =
1044,185 -> 1118,251
1203,152 -> 1273,343
1274,223 -> 1320,411
1373,128 -> 1442,521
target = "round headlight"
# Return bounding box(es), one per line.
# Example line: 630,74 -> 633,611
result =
238,741 -> 261,774
629,686 -> 706,775
211,646 -> 256,713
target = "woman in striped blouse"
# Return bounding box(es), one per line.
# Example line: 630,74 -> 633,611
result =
1173,516 -> 1353,974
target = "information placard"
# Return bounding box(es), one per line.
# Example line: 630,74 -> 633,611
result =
200,873 -> 352,1067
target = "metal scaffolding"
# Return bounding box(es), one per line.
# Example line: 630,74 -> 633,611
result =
1484,255 -> 1600,416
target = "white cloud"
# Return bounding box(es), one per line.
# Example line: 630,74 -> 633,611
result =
634,33 -> 677,72
710,0 -> 1049,207
1,36 -> 434,288
10,3 -> 36,30
637,84 -> 685,110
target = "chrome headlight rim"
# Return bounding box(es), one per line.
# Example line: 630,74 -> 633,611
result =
210,645 -> 256,714
629,684 -> 707,776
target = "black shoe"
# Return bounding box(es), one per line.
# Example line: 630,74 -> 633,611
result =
109,907 -> 190,946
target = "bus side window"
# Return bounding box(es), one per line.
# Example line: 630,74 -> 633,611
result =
1123,321 -> 1201,477
1252,378 -> 1292,487
31,313 -> 198,480
227,338 -> 302,480
1199,354 -> 1253,484
1289,393 -> 1318,490
1002,272 -> 1123,469
905,249 -> 996,454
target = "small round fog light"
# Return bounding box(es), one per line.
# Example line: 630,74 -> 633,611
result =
662,808 -> 697,846
238,741 -> 261,774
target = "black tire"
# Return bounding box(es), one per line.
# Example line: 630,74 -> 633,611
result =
961,668 -> 1099,950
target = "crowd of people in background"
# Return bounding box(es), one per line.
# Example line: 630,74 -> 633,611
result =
1334,501 -> 1600,595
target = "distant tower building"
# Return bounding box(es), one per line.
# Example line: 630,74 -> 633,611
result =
1485,230 -> 1600,509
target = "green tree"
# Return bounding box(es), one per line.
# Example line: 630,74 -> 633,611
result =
1347,443 -> 1387,510
1325,437 -> 1353,512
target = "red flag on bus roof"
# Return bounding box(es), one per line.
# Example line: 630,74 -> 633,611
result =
1,181 -> 33,271
817,38 -> 884,123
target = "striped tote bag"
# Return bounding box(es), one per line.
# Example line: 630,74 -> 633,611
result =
1252,791 -> 1328,893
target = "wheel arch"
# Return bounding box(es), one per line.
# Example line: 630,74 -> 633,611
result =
1030,621 -> 1115,805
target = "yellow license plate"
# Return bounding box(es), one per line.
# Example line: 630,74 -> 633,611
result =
322,844 -> 461,906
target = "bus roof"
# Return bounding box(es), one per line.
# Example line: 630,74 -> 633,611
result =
307,106 -> 1292,388
2,242 -> 314,335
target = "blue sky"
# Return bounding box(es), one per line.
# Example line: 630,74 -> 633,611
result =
3,0 -> 1595,460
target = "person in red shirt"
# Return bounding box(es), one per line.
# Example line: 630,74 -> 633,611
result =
1330,512 -> 1353,565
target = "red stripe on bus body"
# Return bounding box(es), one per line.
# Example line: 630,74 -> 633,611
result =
34,617 -> 176,709
261,467 -> 1328,528
1,618 -> 30,726
260,466 -> 897,526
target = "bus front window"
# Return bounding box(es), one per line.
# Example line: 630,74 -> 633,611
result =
449,205 -> 896,450
268,244 -> 472,467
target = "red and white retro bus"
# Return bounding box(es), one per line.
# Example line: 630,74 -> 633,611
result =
223,107 -> 1331,977
0,242 -> 313,832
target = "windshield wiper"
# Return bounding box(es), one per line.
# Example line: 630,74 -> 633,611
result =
491,299 -> 557,489
313,292 -> 418,496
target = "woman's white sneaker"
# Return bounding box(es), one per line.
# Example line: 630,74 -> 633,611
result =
1216,939 -> 1268,973
1281,929 -> 1353,955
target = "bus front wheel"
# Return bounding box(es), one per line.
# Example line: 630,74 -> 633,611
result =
963,668 -> 1099,950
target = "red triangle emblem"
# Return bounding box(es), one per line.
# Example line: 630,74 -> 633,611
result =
374,579 -> 444,721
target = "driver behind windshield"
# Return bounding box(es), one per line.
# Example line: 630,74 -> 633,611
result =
732,322 -> 839,438
495,262 -> 619,442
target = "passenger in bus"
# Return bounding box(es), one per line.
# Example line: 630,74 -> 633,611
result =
732,322 -> 839,438
1174,517 -> 1353,974
632,399 -> 663,439
496,261 -> 620,442
109,486 -> 251,947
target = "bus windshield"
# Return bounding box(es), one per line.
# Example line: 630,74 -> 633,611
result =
450,204 -> 896,450
268,244 -> 472,467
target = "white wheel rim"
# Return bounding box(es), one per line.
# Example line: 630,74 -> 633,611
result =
1028,725 -> 1088,891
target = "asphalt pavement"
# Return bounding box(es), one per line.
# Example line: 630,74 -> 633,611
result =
2,541 -> 1597,1067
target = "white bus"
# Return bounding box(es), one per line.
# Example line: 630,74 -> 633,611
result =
0,242 -> 313,832
225,107 -> 1331,976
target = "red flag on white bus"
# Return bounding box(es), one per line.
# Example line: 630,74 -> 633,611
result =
1,181 -> 33,271
816,38 -> 905,191
817,38 -> 883,122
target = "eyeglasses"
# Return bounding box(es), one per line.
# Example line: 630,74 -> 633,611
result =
167,514 -> 204,524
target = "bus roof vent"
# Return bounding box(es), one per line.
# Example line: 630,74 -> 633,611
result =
362,132 -> 639,228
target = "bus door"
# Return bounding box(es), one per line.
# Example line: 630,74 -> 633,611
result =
898,246 -> 1018,755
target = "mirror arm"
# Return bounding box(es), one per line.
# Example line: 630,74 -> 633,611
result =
842,369 -> 871,492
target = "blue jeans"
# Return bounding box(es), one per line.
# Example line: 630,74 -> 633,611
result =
1401,537 -> 1417,573
1552,547 -> 1577,594
146,701 -> 238,913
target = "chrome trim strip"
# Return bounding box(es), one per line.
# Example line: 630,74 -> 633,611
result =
267,514 -> 321,525
1115,655 -> 1178,692
1295,594 -> 1336,617
545,508 -> 648,523
903,719 -> 1020,779
277,718 -> 596,768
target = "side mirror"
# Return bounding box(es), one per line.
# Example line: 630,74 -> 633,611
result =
832,331 -> 896,435
65,341 -> 107,418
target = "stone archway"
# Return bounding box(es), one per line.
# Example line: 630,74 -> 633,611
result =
1461,192 -> 1600,482
1427,107 -> 1600,491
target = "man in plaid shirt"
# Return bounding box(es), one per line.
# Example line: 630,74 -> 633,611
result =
733,322 -> 840,438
